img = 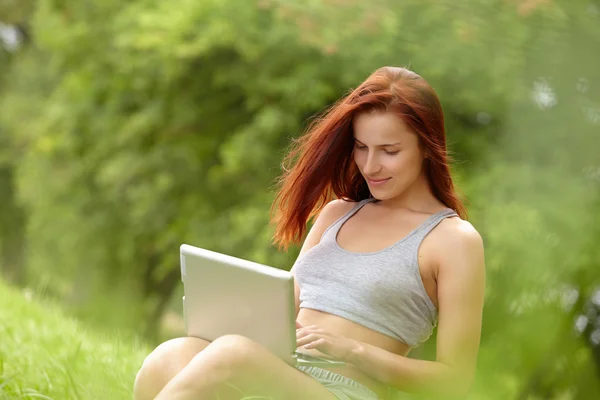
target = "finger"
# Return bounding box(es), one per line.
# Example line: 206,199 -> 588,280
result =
296,326 -> 324,335
296,329 -> 309,339
296,332 -> 319,346
304,337 -> 327,349
301,325 -> 319,330
296,325 -> 318,332
296,333 -> 322,347
295,329 -> 323,340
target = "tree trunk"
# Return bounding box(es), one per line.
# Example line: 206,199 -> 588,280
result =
0,166 -> 27,286
144,267 -> 182,342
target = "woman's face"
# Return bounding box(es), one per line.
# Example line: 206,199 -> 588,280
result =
352,110 -> 427,201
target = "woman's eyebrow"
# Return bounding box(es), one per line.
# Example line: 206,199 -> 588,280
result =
354,138 -> 402,147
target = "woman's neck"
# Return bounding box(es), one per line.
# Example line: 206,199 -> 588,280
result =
374,173 -> 443,213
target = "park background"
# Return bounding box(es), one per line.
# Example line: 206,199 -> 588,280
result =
1,0 -> 599,398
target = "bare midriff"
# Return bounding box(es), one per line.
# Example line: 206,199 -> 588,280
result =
296,308 -> 412,399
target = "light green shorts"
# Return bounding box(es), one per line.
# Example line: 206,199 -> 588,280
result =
296,365 -> 380,400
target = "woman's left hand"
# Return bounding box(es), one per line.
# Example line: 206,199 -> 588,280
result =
296,325 -> 361,362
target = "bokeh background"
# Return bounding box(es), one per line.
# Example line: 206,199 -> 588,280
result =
1,0 -> 599,399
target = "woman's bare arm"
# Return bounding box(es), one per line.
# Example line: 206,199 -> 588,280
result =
345,221 -> 486,398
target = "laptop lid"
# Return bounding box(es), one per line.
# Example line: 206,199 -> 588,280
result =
180,244 -> 297,363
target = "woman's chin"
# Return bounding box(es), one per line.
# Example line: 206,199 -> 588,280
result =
369,188 -> 406,202
368,189 -> 392,200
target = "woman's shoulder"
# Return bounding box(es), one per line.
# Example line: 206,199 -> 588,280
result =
431,214 -> 485,290
309,198 -> 367,235
298,199 -> 361,255
435,214 -> 484,253
315,198 -> 360,225
323,198 -> 361,212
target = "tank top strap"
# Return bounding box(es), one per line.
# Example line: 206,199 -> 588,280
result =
410,208 -> 459,245
320,198 -> 377,243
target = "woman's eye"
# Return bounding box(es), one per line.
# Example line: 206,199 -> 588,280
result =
385,150 -> 400,155
354,144 -> 367,150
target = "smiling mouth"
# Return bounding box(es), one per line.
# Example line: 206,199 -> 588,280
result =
366,177 -> 391,184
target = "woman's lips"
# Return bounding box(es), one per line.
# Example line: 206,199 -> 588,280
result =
367,177 -> 391,186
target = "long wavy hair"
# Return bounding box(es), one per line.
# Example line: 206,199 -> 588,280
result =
270,66 -> 467,249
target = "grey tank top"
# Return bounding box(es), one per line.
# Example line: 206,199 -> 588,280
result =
293,198 -> 459,347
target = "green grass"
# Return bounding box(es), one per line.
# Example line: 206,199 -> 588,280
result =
0,280 -> 300,400
0,280 -> 151,399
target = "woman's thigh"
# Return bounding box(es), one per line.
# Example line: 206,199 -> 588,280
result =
155,334 -> 339,400
134,336 -> 211,400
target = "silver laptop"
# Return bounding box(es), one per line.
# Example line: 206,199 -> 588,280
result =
180,244 -> 345,367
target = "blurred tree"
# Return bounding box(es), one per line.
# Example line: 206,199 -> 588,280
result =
0,0 -> 36,24
462,2 -> 600,397
0,1 -> 33,285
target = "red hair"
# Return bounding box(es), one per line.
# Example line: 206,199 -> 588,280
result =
270,66 -> 468,249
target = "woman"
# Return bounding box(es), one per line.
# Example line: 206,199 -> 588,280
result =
133,66 -> 486,400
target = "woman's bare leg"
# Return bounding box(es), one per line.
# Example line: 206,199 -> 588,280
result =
133,336 -> 211,400
154,334 -> 338,400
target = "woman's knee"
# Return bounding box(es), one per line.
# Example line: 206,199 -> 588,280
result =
205,334 -> 271,373
172,335 -> 294,397
133,336 -> 210,400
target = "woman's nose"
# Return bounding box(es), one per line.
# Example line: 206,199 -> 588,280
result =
363,153 -> 381,175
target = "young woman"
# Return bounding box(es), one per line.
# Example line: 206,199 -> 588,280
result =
133,66 -> 486,400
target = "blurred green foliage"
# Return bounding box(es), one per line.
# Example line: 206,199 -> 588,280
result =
1,0 -> 599,398
0,279 -> 150,399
